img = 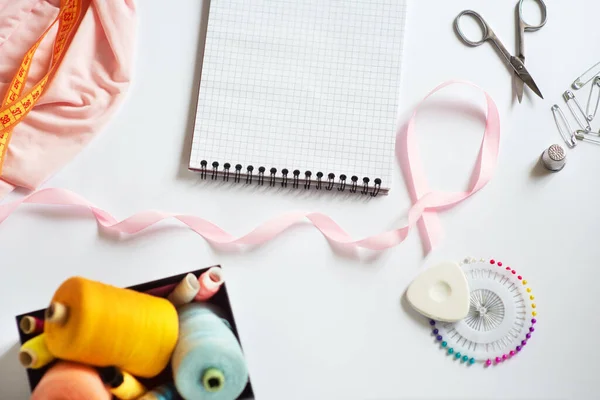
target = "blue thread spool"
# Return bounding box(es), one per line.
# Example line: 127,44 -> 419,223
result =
172,303 -> 249,400
139,383 -> 179,400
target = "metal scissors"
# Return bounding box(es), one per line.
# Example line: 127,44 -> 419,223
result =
455,0 -> 547,102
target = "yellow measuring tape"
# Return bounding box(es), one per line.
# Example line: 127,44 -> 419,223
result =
0,0 -> 82,175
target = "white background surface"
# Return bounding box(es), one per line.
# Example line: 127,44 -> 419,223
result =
0,0 -> 598,399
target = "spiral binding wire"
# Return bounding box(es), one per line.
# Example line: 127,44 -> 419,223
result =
195,160 -> 383,196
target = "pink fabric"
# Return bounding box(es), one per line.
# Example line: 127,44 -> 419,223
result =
0,82 -> 500,253
0,0 -> 136,199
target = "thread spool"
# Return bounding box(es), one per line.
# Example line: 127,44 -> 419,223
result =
172,303 -> 248,400
44,276 -> 179,377
194,267 -> 224,301
30,361 -> 112,400
45,302 -> 68,325
19,333 -> 55,369
168,273 -> 201,307
19,315 -> 45,335
139,383 -> 180,400
98,367 -> 148,400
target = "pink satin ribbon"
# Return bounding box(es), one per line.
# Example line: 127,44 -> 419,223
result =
0,81 -> 500,252
403,81 -> 500,250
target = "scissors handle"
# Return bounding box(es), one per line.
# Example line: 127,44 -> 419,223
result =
454,10 -> 492,47
518,0 -> 548,31
454,10 -> 519,72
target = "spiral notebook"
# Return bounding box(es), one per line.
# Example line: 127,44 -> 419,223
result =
189,0 -> 408,196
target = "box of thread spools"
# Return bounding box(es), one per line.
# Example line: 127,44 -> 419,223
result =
15,266 -> 254,400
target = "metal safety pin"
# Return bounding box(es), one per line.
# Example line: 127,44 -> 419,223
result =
586,76 -> 600,122
551,105 -> 577,148
575,130 -> 600,145
563,91 -> 591,132
572,61 -> 600,90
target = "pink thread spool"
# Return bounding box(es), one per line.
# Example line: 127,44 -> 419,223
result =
194,267 -> 224,301
20,316 -> 44,335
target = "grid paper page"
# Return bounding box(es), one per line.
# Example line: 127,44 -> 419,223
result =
190,0 -> 407,191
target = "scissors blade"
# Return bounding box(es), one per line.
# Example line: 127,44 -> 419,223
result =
515,74 -> 525,103
516,18 -> 526,102
510,56 -> 543,99
515,55 -> 525,103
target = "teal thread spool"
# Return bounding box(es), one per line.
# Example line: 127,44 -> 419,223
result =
172,303 -> 249,400
139,383 -> 179,400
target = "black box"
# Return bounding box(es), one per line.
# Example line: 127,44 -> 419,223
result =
15,266 -> 254,399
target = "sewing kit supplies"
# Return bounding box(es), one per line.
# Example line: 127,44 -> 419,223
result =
0,81 -> 500,255
44,276 -> 179,378
16,268 -> 254,399
0,0 -> 136,199
552,105 -> 577,148
196,267 -> 225,301
572,60 -> 600,89
455,0 -> 547,103
172,303 -> 249,400
541,144 -> 567,171
98,367 -> 148,400
168,273 -> 201,307
19,315 -> 44,335
406,262 -> 470,322
551,61 -> 600,150
586,77 -> 600,121
139,383 -> 181,400
563,91 -> 591,132
552,101 -> 600,148
410,257 -> 537,367
30,362 -> 112,400
19,333 -> 55,369
0,0 -> 82,177
573,130 -> 600,145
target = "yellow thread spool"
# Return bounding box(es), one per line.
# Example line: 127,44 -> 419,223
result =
44,277 -> 179,377
99,367 -> 147,400
19,333 -> 55,369
112,371 -> 147,400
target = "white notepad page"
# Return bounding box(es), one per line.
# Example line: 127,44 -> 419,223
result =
190,0 -> 408,193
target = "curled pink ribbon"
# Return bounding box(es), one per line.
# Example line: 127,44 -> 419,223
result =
0,81 -> 500,252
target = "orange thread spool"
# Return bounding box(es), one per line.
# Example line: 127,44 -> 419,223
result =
44,277 -> 179,377
30,361 -> 112,400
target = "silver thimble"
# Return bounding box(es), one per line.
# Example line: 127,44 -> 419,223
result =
541,144 -> 566,171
